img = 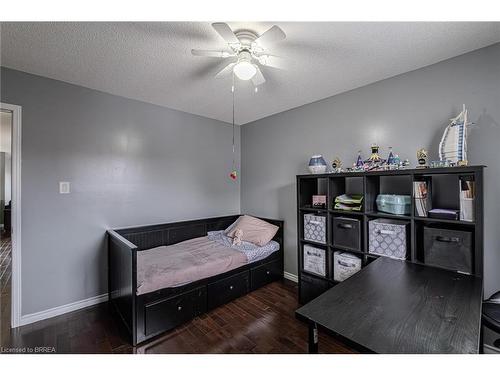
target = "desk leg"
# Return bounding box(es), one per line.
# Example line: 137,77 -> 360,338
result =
308,321 -> 318,354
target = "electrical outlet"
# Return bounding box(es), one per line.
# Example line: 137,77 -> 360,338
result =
59,182 -> 70,194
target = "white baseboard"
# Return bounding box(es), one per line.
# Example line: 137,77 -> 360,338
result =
20,293 -> 108,326
284,271 -> 298,283
19,272 -> 298,326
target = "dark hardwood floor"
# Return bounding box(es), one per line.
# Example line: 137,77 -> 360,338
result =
1,276 -> 356,354
1,232 -> 12,350
0,233 -> 11,293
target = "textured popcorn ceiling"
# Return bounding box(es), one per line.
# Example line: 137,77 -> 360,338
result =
1,22 -> 499,124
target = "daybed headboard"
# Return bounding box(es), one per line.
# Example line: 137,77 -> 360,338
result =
112,215 -> 284,251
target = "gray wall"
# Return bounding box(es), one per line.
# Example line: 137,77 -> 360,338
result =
1,42 -> 499,317
0,67 -> 241,315
241,43 -> 500,297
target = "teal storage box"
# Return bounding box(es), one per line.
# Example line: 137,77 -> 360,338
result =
376,194 -> 411,215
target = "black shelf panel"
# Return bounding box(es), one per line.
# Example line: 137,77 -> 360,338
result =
366,253 -> 409,262
299,207 -> 328,213
329,209 -> 364,216
329,245 -> 365,256
296,165 -> 486,178
300,238 -> 328,247
413,216 -> 475,226
300,269 -> 330,281
300,207 -> 328,213
365,211 -> 411,220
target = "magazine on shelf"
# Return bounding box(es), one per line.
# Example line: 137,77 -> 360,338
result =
334,194 -> 363,211
413,181 -> 429,217
459,178 -> 475,222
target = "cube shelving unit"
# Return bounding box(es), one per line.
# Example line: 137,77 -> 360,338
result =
296,165 -> 485,304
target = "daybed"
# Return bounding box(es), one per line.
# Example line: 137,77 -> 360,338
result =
108,215 -> 284,345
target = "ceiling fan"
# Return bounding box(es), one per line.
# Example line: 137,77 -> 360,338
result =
191,23 -> 286,87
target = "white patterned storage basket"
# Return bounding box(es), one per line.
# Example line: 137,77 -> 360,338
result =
333,251 -> 362,282
303,245 -> 326,277
303,214 -> 326,244
368,219 -> 409,259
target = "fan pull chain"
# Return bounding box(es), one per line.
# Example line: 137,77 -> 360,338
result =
229,73 -> 237,181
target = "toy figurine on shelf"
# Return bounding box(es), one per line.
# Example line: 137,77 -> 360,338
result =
386,147 -> 395,164
355,151 -> 364,167
430,160 -> 450,168
393,153 -> 401,166
386,147 -> 399,170
402,159 -> 410,168
439,104 -> 473,167
416,148 -> 429,168
331,157 -> 342,173
364,144 -> 386,170
351,150 -> 365,172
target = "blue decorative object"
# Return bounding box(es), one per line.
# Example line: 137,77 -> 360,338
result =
308,155 -> 327,174
355,151 -> 364,168
394,154 -> 401,166
387,147 -> 395,165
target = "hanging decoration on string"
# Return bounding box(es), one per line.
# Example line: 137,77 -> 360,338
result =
229,74 -> 238,181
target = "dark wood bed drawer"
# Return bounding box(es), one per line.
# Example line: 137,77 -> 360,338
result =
207,271 -> 249,310
144,287 -> 206,336
250,260 -> 282,290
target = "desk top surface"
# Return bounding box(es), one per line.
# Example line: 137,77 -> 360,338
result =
296,257 -> 483,353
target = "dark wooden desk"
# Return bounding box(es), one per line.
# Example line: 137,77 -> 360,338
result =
296,257 -> 483,354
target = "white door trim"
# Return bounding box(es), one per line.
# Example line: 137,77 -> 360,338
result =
1,102 -> 22,328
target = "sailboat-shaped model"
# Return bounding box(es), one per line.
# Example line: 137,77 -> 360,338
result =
439,104 -> 472,165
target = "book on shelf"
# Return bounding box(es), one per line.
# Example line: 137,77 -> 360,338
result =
459,178 -> 475,222
460,179 -> 475,199
413,181 -> 429,217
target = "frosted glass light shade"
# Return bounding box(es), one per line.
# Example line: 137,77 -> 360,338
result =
233,61 -> 257,80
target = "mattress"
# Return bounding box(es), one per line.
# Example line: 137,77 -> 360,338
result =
136,232 -> 279,295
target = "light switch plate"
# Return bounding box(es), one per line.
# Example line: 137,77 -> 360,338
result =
59,181 -> 70,194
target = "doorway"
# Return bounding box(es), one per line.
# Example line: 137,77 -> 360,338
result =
0,103 -> 21,337
0,108 -> 13,341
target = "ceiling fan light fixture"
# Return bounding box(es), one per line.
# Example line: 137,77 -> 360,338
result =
233,61 -> 257,80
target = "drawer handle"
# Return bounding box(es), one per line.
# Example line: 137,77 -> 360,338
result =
309,220 -> 323,226
177,306 -> 182,311
266,270 -> 270,275
376,229 -> 395,235
436,236 -> 460,243
338,223 -> 353,229
229,285 -> 234,290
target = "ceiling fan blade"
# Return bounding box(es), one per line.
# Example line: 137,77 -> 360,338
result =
215,62 -> 236,78
251,66 -> 266,86
212,22 -> 240,45
257,54 -> 285,70
254,25 -> 286,47
191,49 -> 234,58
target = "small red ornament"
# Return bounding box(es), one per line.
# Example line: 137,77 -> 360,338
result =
229,170 -> 237,180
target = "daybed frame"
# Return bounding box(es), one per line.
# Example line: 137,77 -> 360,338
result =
108,215 -> 284,345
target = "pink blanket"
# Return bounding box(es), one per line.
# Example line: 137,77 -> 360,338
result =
136,236 -> 247,295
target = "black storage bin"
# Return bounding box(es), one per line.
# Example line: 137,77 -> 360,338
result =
299,273 -> 330,304
332,217 -> 361,251
423,226 -> 473,273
